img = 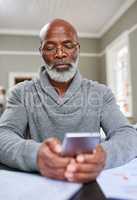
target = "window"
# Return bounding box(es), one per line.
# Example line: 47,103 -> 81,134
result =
9,72 -> 37,88
106,32 -> 132,117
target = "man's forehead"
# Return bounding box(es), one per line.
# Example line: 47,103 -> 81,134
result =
45,27 -> 77,41
45,26 -> 77,41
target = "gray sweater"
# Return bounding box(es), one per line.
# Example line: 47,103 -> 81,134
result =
0,66 -> 137,171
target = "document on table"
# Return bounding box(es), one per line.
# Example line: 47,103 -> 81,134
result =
0,169 -> 82,200
97,158 -> 137,200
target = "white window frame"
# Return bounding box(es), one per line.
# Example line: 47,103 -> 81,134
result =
106,32 -> 132,117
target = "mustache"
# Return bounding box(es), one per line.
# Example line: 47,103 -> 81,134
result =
48,62 -> 72,70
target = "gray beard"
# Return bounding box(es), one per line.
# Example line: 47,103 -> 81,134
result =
45,57 -> 79,83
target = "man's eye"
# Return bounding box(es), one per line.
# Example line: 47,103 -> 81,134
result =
45,45 -> 55,51
64,43 -> 75,49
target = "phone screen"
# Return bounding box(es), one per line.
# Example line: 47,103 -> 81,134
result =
62,132 -> 101,156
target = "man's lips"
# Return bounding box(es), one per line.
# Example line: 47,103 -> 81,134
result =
53,63 -> 71,70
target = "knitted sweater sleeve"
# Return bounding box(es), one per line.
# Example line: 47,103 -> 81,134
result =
0,83 -> 41,171
100,87 -> 137,169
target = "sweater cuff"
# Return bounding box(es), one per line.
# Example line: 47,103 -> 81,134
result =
23,140 -> 42,171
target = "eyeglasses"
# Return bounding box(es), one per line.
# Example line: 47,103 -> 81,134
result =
41,41 -> 79,54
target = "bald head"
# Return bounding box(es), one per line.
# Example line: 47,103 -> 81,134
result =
40,19 -> 79,42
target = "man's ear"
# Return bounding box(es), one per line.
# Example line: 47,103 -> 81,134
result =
78,43 -> 80,50
77,43 -> 80,52
39,41 -> 43,53
39,46 -> 42,53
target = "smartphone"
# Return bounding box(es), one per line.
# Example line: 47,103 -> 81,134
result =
62,132 -> 101,156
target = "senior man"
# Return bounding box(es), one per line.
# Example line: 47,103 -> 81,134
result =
0,19 -> 137,183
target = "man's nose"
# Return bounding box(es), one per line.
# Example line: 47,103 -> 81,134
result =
55,47 -> 67,59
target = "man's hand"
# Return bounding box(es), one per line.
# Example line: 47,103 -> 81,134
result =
37,137 -> 71,180
65,145 -> 106,183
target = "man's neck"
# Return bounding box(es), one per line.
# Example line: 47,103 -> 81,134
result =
48,77 -> 73,97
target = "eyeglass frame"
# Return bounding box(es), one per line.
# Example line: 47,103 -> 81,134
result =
40,40 -> 80,55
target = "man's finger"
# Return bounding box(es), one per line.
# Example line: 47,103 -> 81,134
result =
76,154 -> 105,165
44,137 -> 62,154
65,172 -> 99,183
76,145 -> 106,165
94,144 -> 106,154
66,162 -> 104,173
42,144 -> 71,168
40,164 -> 66,180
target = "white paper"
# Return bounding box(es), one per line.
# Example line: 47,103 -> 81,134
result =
97,158 -> 137,200
0,170 -> 82,200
